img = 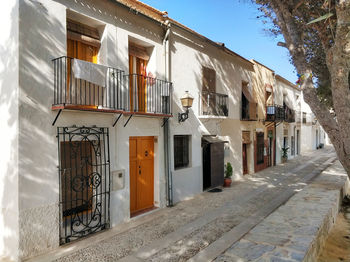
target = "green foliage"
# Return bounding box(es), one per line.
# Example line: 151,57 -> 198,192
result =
281,147 -> 289,158
225,162 -> 233,178
254,0 -> 339,110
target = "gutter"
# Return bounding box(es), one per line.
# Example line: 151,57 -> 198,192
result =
109,0 -> 167,27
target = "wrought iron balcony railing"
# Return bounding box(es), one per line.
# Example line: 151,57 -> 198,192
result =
124,74 -> 172,115
200,91 -> 229,117
52,56 -> 126,111
266,105 -> 285,122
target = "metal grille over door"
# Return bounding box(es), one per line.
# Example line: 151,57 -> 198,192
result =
57,126 -> 110,244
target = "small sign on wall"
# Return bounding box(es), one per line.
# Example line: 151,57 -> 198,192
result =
111,169 -> 125,191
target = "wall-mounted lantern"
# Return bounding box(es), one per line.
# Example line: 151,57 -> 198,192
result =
178,91 -> 194,122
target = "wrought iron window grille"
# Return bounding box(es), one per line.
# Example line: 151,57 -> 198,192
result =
57,126 -> 110,244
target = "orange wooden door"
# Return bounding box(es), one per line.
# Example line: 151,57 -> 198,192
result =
129,55 -> 147,112
67,39 -> 98,62
67,39 -> 98,107
129,136 -> 154,214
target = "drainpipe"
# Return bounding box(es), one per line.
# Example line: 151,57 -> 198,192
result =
163,21 -> 173,207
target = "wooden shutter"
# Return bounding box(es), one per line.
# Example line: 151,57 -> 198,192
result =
129,43 -> 150,61
202,67 -> 216,114
67,19 -> 101,48
202,67 -> 216,92
249,102 -> 257,120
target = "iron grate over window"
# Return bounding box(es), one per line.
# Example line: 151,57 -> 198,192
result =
57,126 -> 110,244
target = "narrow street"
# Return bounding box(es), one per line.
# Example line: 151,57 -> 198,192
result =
30,147 -> 336,262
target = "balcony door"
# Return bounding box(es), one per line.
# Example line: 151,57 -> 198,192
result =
67,39 -> 98,63
129,55 -> 148,112
66,19 -> 100,108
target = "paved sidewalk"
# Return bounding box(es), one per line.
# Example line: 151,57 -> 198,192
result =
213,160 -> 348,262
28,147 -> 338,262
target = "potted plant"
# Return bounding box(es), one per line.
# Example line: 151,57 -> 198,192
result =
224,162 -> 233,187
281,147 -> 289,163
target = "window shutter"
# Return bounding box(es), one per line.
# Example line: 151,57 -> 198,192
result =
249,102 -> 257,120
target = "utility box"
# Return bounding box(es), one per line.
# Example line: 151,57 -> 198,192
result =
111,169 -> 125,191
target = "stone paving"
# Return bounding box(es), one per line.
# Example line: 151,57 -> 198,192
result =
214,160 -> 348,262
27,147 -> 343,262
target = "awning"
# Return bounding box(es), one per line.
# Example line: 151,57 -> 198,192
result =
202,135 -> 229,144
242,84 -> 256,103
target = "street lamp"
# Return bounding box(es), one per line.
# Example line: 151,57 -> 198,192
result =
178,91 -> 194,122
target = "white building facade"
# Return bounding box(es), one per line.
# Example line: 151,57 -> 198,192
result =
0,0 -> 329,261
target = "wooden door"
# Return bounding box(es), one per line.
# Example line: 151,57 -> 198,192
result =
129,55 -> 148,112
129,136 -> 154,214
67,39 -> 98,107
67,39 -> 98,62
243,143 -> 248,175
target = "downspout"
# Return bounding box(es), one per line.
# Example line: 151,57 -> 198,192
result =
163,20 -> 173,207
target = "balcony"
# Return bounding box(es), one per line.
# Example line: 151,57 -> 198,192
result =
52,56 -> 126,113
266,105 -> 284,122
200,91 -> 228,117
52,57 -> 173,117
124,74 -> 172,116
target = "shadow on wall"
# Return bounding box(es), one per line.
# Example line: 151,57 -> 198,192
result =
194,47 -> 246,178
0,2 -> 19,260
170,31 -> 245,179
15,0 -> 69,258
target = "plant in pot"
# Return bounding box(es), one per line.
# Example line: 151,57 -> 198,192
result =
281,147 -> 289,163
224,162 -> 233,187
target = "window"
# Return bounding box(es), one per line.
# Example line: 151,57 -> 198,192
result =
202,66 -> 216,115
303,112 -> 307,123
256,132 -> 264,165
174,135 -> 190,169
291,136 -> 295,155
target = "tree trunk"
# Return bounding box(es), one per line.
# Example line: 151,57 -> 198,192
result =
267,0 -> 350,177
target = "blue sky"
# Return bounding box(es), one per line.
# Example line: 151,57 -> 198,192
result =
142,0 -> 297,83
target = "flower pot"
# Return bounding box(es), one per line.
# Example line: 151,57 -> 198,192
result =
281,156 -> 288,163
224,178 -> 232,187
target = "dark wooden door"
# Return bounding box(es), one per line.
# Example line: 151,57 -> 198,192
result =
242,143 -> 248,175
210,143 -> 224,188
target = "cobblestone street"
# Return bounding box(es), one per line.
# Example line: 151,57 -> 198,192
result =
28,147 -> 342,262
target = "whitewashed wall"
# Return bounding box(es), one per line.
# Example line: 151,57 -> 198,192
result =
0,1 -> 19,261
170,26 -> 255,202
16,0 -> 167,259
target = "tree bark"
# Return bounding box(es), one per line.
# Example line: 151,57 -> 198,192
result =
267,0 -> 350,175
